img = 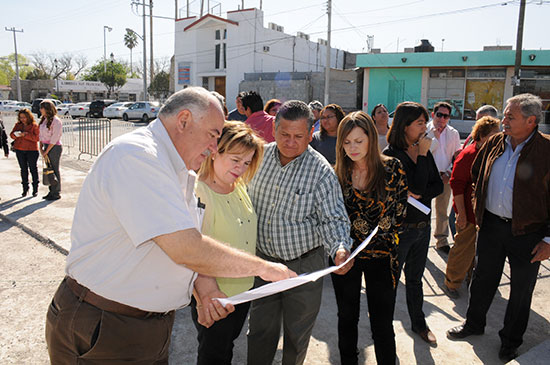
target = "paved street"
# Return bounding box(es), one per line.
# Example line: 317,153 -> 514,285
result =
1,141 -> 549,364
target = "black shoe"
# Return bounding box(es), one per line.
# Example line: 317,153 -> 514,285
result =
42,194 -> 51,199
437,245 -> 451,254
447,324 -> 484,340
22,188 -> 29,197
442,284 -> 460,299
32,191 -> 38,197
45,195 -> 61,201
498,345 -> 518,363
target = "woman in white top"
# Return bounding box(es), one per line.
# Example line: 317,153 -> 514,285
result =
372,104 -> 390,151
191,121 -> 265,365
39,100 -> 63,200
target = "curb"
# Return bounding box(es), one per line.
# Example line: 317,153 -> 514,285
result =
0,212 -> 68,256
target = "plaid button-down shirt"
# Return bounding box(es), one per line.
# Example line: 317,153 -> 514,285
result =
248,143 -> 352,261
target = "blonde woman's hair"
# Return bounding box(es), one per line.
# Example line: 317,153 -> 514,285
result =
335,111 -> 388,197
471,116 -> 501,141
199,121 -> 265,184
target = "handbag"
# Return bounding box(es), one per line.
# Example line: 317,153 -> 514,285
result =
42,155 -> 58,186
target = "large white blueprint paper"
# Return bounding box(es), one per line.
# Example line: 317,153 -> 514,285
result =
215,226 -> 379,307
407,196 -> 431,215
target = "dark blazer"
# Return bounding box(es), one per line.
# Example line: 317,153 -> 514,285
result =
0,119 -> 9,156
472,130 -> 550,236
383,145 -> 443,223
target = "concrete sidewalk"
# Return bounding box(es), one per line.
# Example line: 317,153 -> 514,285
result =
1,153 -> 549,364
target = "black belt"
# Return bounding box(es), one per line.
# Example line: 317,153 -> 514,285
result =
485,210 -> 512,224
403,221 -> 429,229
262,246 -> 323,264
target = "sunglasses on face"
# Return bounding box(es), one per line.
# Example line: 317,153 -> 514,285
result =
436,112 -> 450,119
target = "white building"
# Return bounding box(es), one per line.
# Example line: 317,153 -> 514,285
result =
174,7 -> 346,110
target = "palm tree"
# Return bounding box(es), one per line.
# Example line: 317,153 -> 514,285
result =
124,29 -> 139,75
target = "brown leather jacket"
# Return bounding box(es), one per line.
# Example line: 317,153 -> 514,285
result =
471,130 -> 550,236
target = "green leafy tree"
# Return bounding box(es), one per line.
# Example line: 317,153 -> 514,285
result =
25,68 -> 50,80
83,60 -> 127,94
124,30 -> 139,75
148,71 -> 170,99
0,54 -> 32,84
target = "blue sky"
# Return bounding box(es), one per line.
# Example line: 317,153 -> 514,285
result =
1,0 -> 549,68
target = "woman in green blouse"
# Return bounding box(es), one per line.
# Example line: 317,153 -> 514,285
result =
191,121 -> 264,365
332,111 -> 408,364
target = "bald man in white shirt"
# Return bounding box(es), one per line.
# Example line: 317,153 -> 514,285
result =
45,87 -> 295,364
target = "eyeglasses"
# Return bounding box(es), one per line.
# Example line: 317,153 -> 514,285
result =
436,112 -> 451,119
320,115 -> 336,120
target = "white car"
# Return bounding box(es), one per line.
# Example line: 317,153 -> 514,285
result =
122,101 -> 161,123
0,100 -> 18,111
69,102 -> 91,118
57,103 -> 75,116
2,101 -> 31,112
103,102 -> 134,119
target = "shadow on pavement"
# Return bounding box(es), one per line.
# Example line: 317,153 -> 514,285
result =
3,199 -> 53,221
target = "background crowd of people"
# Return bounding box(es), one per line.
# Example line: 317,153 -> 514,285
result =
34,86 -> 550,365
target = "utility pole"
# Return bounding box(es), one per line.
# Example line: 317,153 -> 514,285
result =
200,0 -> 204,16
513,0 -> 526,95
5,27 -> 23,101
187,0 -> 189,17
143,1 -> 148,100
103,25 -> 113,73
150,0 -> 154,85
175,0 -> 178,19
324,0 -> 332,106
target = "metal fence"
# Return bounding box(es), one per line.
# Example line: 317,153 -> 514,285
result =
60,115 -> 75,156
78,118 -> 112,159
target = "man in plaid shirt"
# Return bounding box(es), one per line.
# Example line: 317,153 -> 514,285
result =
247,100 -> 353,365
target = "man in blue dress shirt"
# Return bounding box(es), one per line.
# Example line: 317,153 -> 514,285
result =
447,93 -> 550,362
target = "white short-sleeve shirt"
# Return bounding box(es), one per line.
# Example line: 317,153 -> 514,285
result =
66,118 -> 203,312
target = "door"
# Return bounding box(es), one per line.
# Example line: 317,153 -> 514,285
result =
387,80 -> 405,113
215,77 -> 226,98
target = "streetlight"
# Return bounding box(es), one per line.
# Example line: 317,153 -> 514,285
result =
103,25 -> 112,73
54,58 -> 59,95
110,53 -> 115,98
126,28 -> 147,101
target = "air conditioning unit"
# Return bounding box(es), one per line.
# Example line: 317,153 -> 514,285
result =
268,23 -> 284,33
263,46 -> 270,52
297,32 -> 310,40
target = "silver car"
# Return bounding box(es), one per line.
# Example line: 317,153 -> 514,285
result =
103,102 -> 134,119
122,101 -> 160,123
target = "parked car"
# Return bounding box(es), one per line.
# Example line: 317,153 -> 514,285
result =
31,98 -> 62,116
3,102 -> 32,112
122,101 -> 161,123
103,102 -> 134,119
0,100 -> 18,111
69,102 -> 91,118
56,103 -> 75,116
89,99 -> 117,118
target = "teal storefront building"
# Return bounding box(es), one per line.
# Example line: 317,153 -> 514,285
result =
357,49 -> 550,134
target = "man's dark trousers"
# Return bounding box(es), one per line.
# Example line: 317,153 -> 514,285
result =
465,211 -> 542,348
